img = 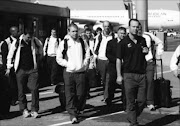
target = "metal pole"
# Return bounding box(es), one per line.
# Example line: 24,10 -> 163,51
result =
136,0 -> 148,32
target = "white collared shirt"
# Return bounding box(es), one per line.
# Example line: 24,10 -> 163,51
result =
43,36 -> 60,57
170,45 -> 180,71
143,32 -> 164,61
94,33 -> 114,60
4,35 -> 17,51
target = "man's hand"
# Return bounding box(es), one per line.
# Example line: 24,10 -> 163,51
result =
5,68 -> 11,76
142,47 -> 149,54
116,75 -> 123,85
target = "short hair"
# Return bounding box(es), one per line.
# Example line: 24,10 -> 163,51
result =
84,24 -> 89,28
9,26 -> 18,33
67,23 -> 78,31
24,28 -> 34,36
96,27 -> 102,32
117,27 -> 126,33
84,28 -> 91,33
51,28 -> 57,32
128,19 -> 140,26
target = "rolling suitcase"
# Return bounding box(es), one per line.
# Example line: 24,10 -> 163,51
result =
154,59 -> 172,108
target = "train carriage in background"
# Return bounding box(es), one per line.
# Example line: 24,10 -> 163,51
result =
0,0 -> 70,88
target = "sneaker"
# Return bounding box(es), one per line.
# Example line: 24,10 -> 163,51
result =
31,111 -> 39,118
147,104 -> 155,111
71,117 -> 78,124
23,109 -> 30,118
70,115 -> 78,124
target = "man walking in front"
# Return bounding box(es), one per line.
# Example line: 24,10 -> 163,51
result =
116,19 -> 148,126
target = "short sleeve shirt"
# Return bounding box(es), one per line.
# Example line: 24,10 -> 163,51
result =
117,35 -> 147,74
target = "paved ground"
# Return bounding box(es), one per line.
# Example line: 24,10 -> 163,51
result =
0,62 -> 180,126
1,44 -> 180,126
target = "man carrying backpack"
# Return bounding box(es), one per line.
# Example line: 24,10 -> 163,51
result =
94,20 -> 116,105
170,45 -> 180,114
56,23 -> 90,124
1,26 -> 19,106
6,28 -> 43,118
138,24 -> 164,111
43,28 -> 61,86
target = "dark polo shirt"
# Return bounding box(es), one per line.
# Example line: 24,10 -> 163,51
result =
116,35 -> 147,74
19,40 -> 34,70
106,38 -> 119,65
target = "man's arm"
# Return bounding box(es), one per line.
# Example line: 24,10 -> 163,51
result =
1,41 -> 8,69
116,58 -> 123,84
34,37 -> 43,57
6,40 -> 17,75
43,38 -> 48,56
151,33 -> 164,56
170,45 -> 180,77
106,40 -> 116,64
56,40 -> 68,67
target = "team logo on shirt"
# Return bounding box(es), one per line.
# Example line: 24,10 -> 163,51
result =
127,43 -> 132,48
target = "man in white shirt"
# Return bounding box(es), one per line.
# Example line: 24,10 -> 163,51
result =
94,21 -> 115,104
43,28 -> 61,85
1,26 -> 19,106
56,23 -> 90,124
170,45 -> 180,77
170,45 -> 180,114
138,24 -> 164,111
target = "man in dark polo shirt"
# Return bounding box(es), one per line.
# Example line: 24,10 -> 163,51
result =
106,27 -> 126,106
6,28 -> 43,118
116,19 -> 148,126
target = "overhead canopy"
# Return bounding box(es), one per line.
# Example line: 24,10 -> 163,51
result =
0,0 -> 70,18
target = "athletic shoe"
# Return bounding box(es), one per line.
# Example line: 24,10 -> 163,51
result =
23,109 -> 30,118
31,111 -> 39,118
147,104 -> 155,111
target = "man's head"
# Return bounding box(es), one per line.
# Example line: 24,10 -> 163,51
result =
10,26 -> 18,38
96,27 -> 102,35
23,28 -> 34,43
138,23 -> 143,36
84,28 -> 92,39
117,27 -> 126,40
128,19 -> 140,36
84,24 -> 89,30
68,23 -> 78,40
103,21 -> 111,33
51,28 -> 57,37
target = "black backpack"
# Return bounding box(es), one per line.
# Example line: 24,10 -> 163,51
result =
45,37 -> 60,55
62,37 -> 85,59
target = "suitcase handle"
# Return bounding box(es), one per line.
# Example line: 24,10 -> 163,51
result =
155,58 -> 163,79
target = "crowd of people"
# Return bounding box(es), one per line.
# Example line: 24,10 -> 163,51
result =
0,18 -> 179,126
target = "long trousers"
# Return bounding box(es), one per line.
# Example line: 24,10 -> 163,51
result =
47,56 -> 62,85
96,59 -> 109,99
124,73 -> 146,126
106,63 -> 116,101
9,68 -> 18,103
63,70 -> 86,117
146,61 -> 155,105
16,68 -> 39,112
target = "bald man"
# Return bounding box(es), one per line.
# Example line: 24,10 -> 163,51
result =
1,26 -> 19,106
94,21 -> 115,105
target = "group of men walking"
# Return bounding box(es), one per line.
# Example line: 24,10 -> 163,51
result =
0,18 -> 168,126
